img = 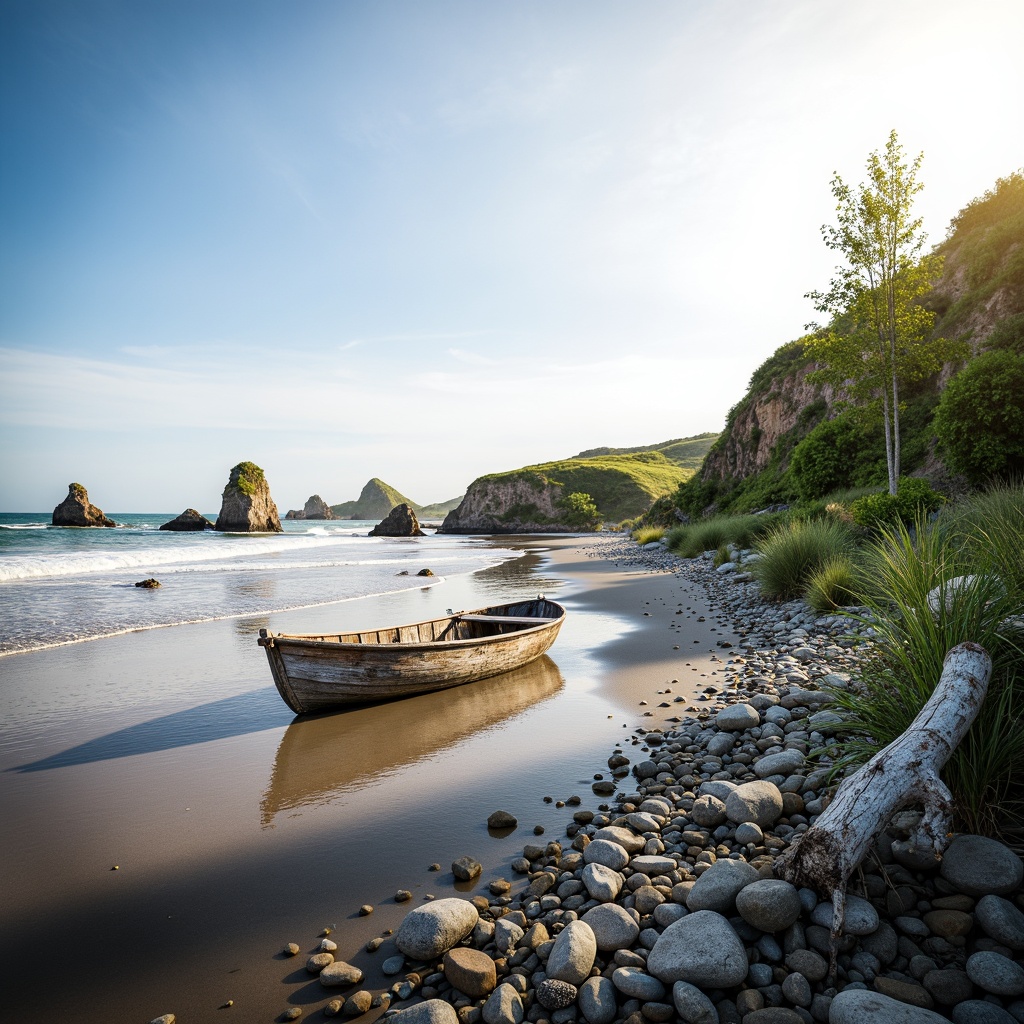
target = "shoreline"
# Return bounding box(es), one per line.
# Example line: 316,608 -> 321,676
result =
2,533 -> 1021,1023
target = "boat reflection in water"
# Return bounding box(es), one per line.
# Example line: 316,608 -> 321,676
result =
260,654 -> 564,826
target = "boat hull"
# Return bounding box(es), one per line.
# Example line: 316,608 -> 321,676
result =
258,599 -> 564,714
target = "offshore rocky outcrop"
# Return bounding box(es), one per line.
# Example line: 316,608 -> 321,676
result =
369,503 -> 425,537
159,509 -> 215,531
214,462 -> 282,533
285,495 -> 336,521
440,474 -> 575,534
52,483 -> 116,528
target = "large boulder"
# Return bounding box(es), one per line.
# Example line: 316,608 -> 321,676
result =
286,495 -> 336,520
214,462 -> 282,533
394,898 -> 478,960
52,483 -> 116,527
369,503 -> 425,537
159,509 -> 215,531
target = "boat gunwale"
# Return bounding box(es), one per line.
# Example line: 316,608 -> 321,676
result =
262,601 -> 565,652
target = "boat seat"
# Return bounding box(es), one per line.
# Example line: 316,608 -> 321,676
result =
458,614 -> 558,625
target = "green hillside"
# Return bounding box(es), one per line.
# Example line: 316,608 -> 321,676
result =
330,478 -> 418,520
416,496 -> 464,519
484,451 -> 692,523
573,433 -> 718,472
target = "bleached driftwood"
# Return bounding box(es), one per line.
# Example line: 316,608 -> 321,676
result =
775,641 -> 992,959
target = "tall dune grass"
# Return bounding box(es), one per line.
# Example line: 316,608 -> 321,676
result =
750,518 -> 858,601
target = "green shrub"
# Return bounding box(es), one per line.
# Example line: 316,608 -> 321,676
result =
849,478 -> 944,531
934,350 -> 1024,485
557,492 -> 601,530
805,555 -> 861,611
790,416 -> 866,500
751,518 -> 858,600
828,514 -> 1024,841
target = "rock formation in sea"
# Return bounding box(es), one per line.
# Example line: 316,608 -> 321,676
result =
51,483 -> 117,528
159,509 -> 216,531
285,495 -> 336,520
368,503 -> 425,537
214,462 -> 283,533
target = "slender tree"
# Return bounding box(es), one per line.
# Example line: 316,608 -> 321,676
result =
806,131 -> 951,495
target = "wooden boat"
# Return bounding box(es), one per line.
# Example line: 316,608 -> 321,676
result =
257,597 -> 565,714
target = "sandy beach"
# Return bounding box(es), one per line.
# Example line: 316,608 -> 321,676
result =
0,534 -> 734,1023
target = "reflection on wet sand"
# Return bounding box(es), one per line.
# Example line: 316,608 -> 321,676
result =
261,654 -> 564,825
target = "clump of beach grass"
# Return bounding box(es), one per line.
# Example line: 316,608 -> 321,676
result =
631,526 -> 665,546
829,513 -> 1024,842
750,518 -> 858,601
805,554 -> 860,611
667,512 -> 782,559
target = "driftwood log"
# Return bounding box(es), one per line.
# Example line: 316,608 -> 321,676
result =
775,641 -> 992,960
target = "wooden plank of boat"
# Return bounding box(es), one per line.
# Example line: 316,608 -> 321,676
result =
258,597 -> 565,715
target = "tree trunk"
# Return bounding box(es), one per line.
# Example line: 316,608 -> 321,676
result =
775,642 -> 992,964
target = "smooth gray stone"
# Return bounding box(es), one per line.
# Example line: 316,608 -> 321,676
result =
611,966 -> 666,1000
582,862 -> 623,902
671,980 -> 718,1024
494,918 -> 525,954
389,1001 -> 461,1024
689,794 -> 727,828
977,895 -> 1024,951
698,780 -> 738,801
726,780 -> 784,828
950,1000 -> 1017,1024
811,893 -> 879,935
630,854 -> 677,875
591,826 -> 646,853
395,898 -> 479,959
686,857 -> 759,913
653,902 -> 687,927
580,903 -> 640,951
483,984 -> 525,1024
646,910 -> 748,988
735,821 -> 764,845
966,950 -> 1024,996
584,838 -> 630,871
754,749 -> 805,778
736,879 -> 803,933
716,704 -> 760,731
827,989 -> 950,1022
941,835 -> 1024,897
545,920 -> 597,986
577,976 -> 617,1024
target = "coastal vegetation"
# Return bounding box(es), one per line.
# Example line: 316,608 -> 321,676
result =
656,167 -> 1023,521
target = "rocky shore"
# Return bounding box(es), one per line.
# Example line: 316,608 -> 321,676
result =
159,536 -> 1024,1024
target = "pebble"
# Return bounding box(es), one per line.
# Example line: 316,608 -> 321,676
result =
319,961 -> 363,987
452,856 -> 482,881
966,951 -> 1024,996
443,946 -> 497,998
941,836 -> 1024,896
483,983 -> 524,1024
976,895 -> 1024,950
387,1000 -> 461,1024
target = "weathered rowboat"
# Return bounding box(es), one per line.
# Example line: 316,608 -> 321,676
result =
257,597 -> 565,714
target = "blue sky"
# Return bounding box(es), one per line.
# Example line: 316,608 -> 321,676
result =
2,0 -> 1022,512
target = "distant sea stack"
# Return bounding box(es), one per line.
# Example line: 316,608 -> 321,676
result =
160,509 -> 216,531
285,495 -> 336,521
369,503 -> 425,537
52,483 -> 117,528
214,462 -> 282,533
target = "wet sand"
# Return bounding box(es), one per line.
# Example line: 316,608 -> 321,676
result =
0,535 -> 735,1023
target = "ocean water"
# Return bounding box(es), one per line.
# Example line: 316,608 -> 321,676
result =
0,513 -> 520,655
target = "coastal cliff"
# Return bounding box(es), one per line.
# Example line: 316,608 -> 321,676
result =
441,472 -> 574,533
667,171 -> 1024,518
